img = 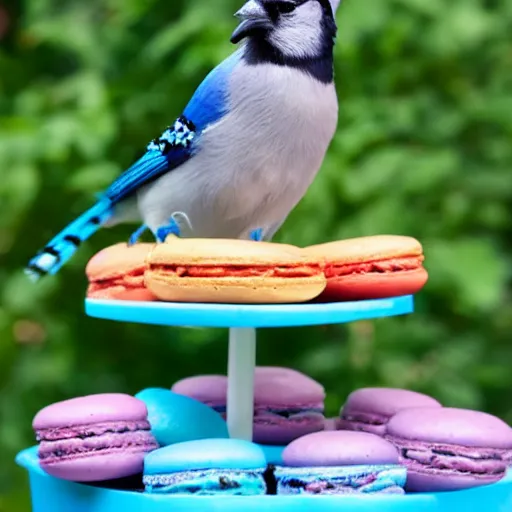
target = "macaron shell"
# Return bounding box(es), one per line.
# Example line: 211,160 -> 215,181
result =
253,418 -> 325,445
304,236 -> 424,264
171,375 -> 228,408
386,407 -> 512,449
40,451 -> 146,482
172,368 -> 325,409
87,284 -> 157,301
33,394 -> 148,430
259,444 -> 285,465
254,367 -> 325,407
405,469 -> 504,492
86,243 -> 155,281
135,388 -> 229,446
283,431 -> 400,467
147,238 -> 319,267
340,388 -> 442,421
317,267 -> 428,302
144,439 -> 266,475
145,274 -> 326,304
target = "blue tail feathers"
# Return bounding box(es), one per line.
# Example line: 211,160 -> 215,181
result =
25,198 -> 113,281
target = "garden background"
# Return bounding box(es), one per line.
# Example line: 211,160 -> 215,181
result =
1,0 -> 511,510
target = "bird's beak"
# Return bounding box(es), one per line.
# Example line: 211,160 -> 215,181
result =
231,0 -> 272,44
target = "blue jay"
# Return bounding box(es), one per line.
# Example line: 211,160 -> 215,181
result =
26,0 -> 340,280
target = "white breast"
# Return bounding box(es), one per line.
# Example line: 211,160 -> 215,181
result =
138,62 -> 338,239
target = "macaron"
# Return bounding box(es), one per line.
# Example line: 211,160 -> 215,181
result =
385,407 -> 512,492
86,243 -> 157,301
144,238 -> 326,304
143,439 -> 267,495
171,375 -> 228,416
338,387 -> 442,436
173,367 -> 326,445
304,235 -> 428,301
135,388 -> 229,446
252,367 -> 326,445
259,444 -> 286,465
275,431 -> 406,494
33,393 -> 158,482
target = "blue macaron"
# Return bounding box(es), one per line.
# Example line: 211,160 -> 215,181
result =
143,439 -> 267,495
135,388 -> 229,446
259,444 -> 285,465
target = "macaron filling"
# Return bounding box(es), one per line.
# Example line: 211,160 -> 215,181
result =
150,264 -> 322,278
389,437 -> 508,477
88,272 -> 145,293
339,411 -> 389,428
37,420 -> 158,463
275,465 -> 406,495
255,406 -> 325,423
143,468 -> 266,495
325,257 -> 424,278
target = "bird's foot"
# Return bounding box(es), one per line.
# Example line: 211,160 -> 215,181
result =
155,212 -> 193,243
156,219 -> 181,243
128,224 -> 149,246
249,228 -> 264,242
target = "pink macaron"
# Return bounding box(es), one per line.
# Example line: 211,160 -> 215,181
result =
86,243 -> 157,301
171,375 -> 228,416
385,407 -> 512,492
33,393 -> 158,482
253,367 -> 325,445
338,387 -> 442,436
173,367 -> 326,444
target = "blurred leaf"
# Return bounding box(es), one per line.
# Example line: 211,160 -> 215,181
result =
426,238 -> 507,312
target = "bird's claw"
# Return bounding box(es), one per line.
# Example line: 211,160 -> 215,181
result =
250,228 -> 264,241
156,219 -> 181,243
128,224 -> 149,246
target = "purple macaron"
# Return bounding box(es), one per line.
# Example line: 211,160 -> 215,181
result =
33,393 -> 158,482
171,375 -> 228,416
173,367 -> 325,445
275,431 -> 406,494
253,367 -> 325,445
338,387 -> 441,436
385,407 -> 512,492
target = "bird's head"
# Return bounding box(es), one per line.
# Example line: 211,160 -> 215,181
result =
231,0 -> 339,60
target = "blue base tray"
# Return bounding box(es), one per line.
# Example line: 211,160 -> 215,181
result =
85,296 -> 414,328
16,447 -> 512,512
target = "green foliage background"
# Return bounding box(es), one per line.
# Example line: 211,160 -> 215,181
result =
1,0 -> 511,509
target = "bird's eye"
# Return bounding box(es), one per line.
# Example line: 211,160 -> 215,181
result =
277,1 -> 296,13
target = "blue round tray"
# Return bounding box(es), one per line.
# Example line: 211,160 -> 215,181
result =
85,295 -> 414,328
16,447 -> 512,512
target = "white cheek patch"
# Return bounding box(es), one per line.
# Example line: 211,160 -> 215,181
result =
268,2 -> 324,59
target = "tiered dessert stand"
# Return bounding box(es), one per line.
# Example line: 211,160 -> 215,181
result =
16,295 -> 512,511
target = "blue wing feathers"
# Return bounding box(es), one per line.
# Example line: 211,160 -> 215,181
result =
105,115 -> 197,203
105,153 -> 170,203
183,51 -> 240,131
26,52 -> 240,280
106,52 -> 239,204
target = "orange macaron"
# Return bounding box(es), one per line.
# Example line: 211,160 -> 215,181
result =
144,238 -> 327,304
86,243 -> 157,301
304,235 -> 428,302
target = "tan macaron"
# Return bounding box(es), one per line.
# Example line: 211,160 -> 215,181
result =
144,238 -> 326,304
304,235 -> 428,301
